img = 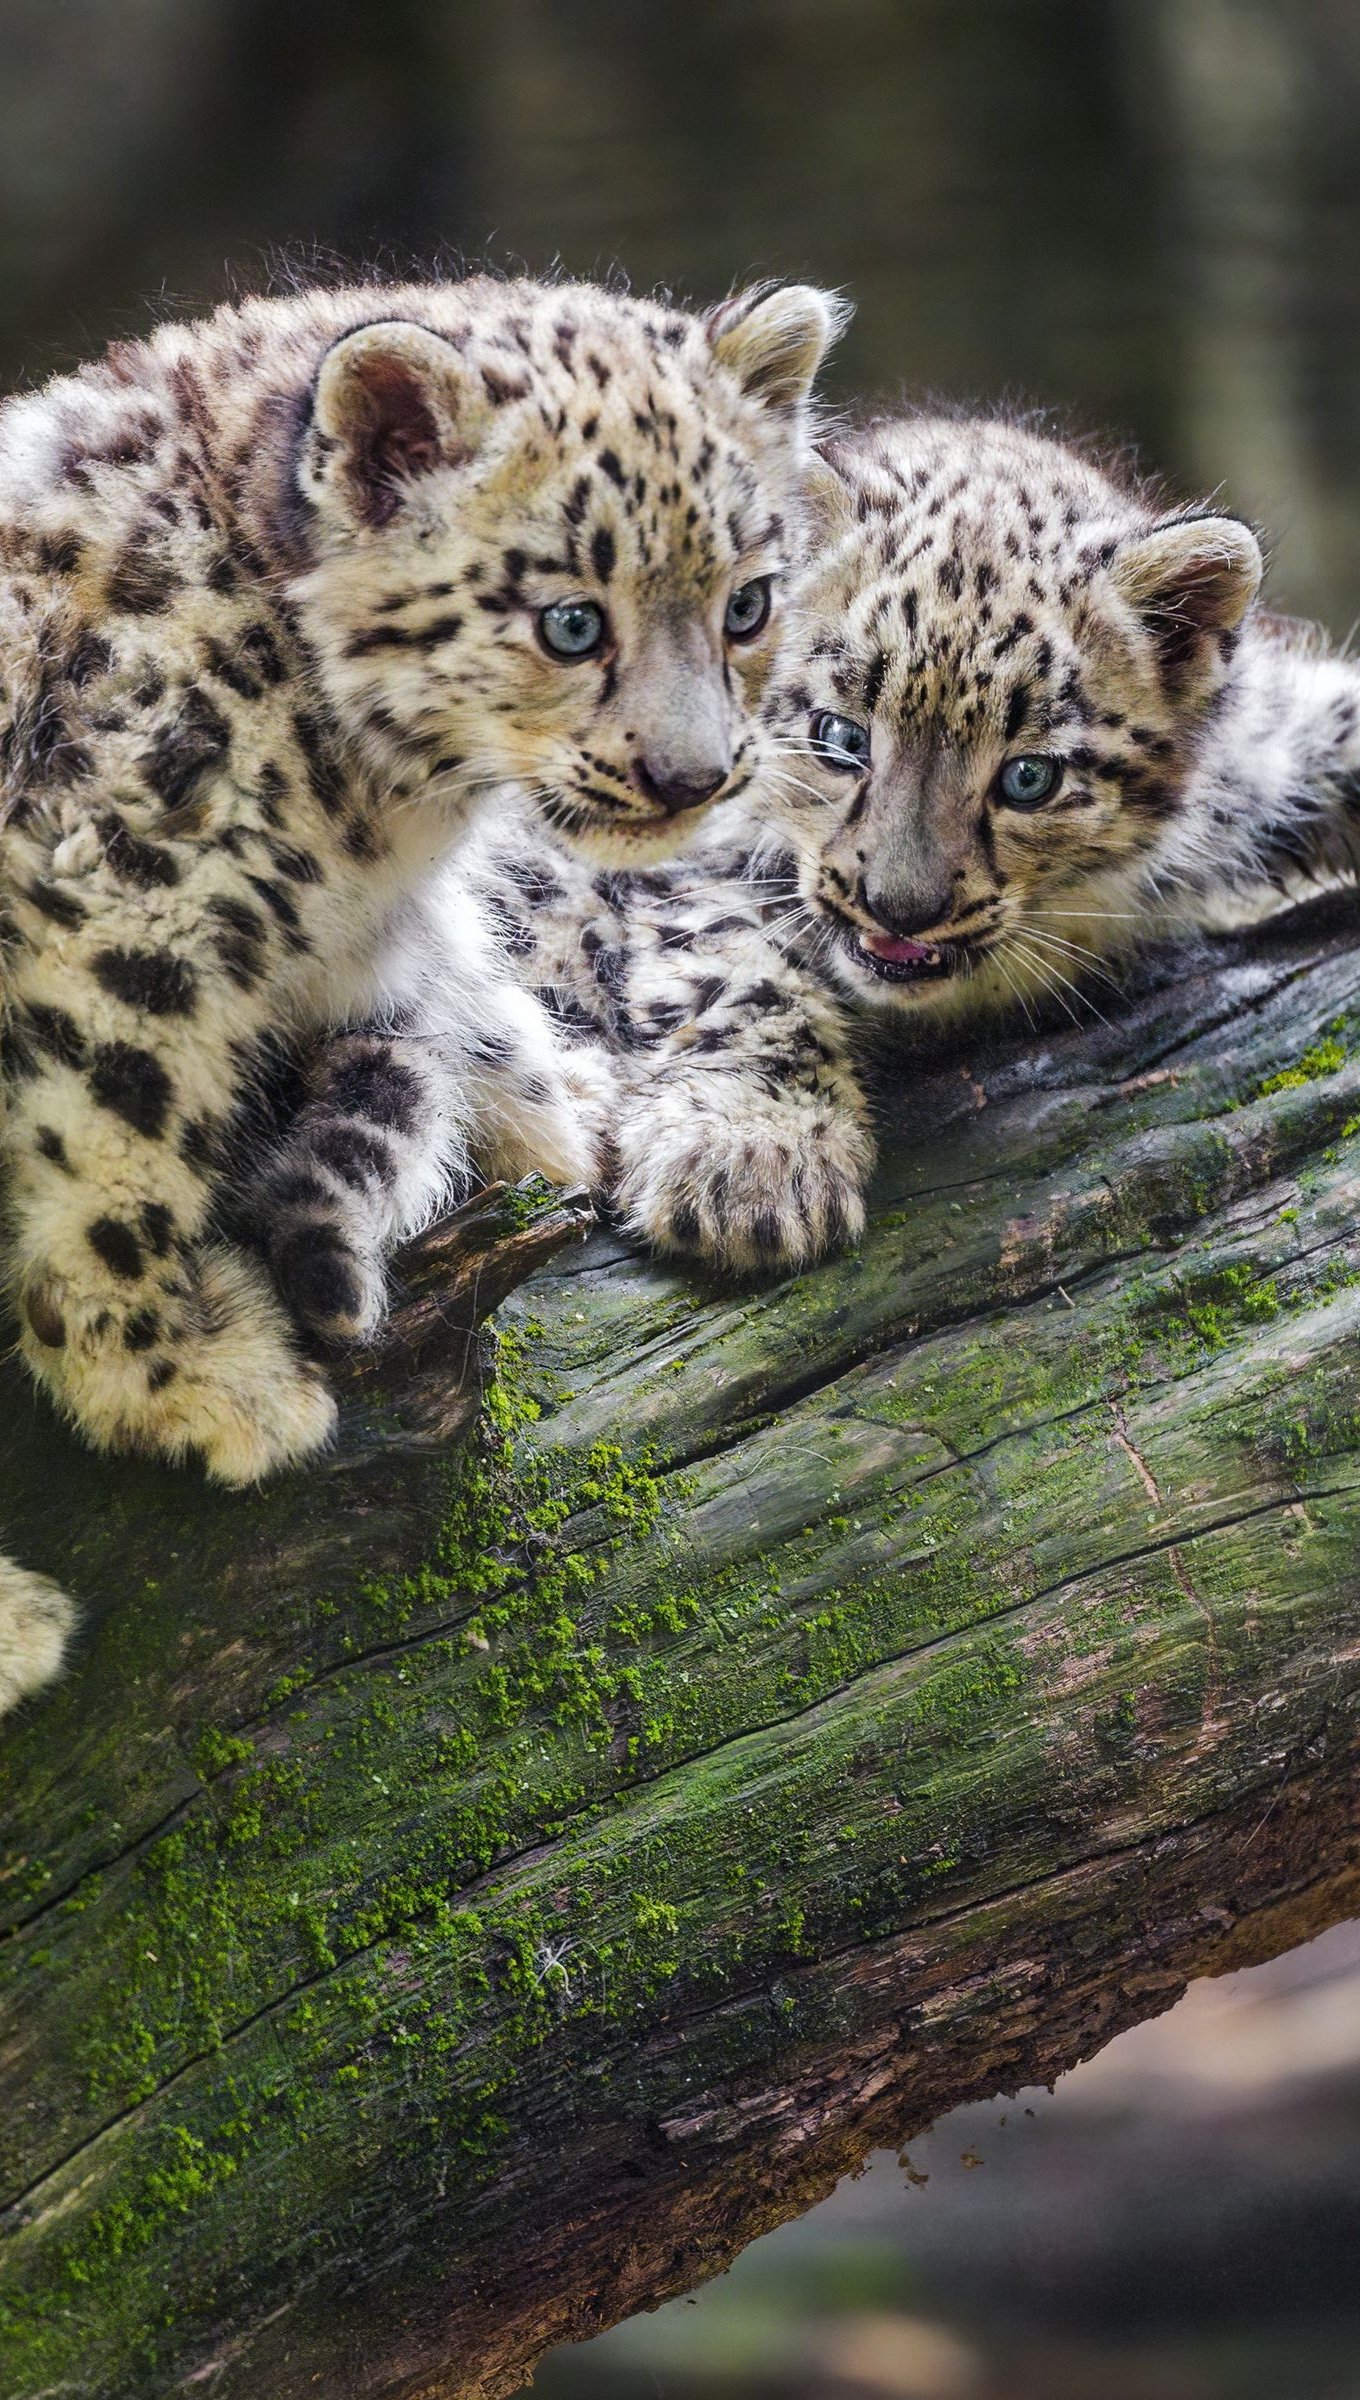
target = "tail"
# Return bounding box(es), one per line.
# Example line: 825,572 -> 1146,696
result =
0,1550 -> 74,1720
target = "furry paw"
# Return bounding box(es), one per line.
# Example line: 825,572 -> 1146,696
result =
477,1045 -> 616,1193
22,1246 -> 337,1486
271,1219 -> 387,1347
0,1556 -> 76,1719
158,1249 -> 339,1483
614,1088 -> 874,1275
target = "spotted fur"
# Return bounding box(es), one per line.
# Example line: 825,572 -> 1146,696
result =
0,272 -> 845,1714
262,410 -> 1360,1300
257,796 -> 870,1305
760,413 -> 1347,1020
249,848 -> 619,1342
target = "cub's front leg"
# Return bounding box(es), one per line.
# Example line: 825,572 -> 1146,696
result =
252,858 -> 613,1347
255,990 -> 610,1347
5,872 -> 336,1484
613,943 -> 874,1275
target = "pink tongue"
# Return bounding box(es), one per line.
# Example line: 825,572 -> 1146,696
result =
860,930 -> 939,966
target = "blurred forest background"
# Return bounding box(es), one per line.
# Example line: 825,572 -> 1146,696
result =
5,0 -> 1360,625
3,1 -> 1359,2393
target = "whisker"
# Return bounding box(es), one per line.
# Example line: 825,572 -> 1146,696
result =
1009,936 -> 1109,1026
1026,907 -> 1143,922
760,898 -> 824,939
1017,926 -> 1125,990
762,765 -> 832,806
1008,948 -> 1082,1027
989,947 -> 1038,1030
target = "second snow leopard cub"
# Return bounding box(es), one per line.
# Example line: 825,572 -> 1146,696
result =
260,409 -> 1360,1300
0,273 -> 844,1715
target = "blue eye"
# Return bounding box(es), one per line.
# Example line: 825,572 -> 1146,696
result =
539,599 -> 607,660
724,577 -> 773,640
997,754 -> 1061,808
810,711 -> 870,772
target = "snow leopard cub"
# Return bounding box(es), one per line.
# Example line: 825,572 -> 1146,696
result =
0,273 -> 844,1716
260,408 -> 1360,1298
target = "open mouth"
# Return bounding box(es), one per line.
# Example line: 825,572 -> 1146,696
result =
854,927 -> 952,982
833,917 -> 963,986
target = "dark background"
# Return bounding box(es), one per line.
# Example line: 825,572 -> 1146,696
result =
5,0 -> 1360,625
6,4 -> 1359,2393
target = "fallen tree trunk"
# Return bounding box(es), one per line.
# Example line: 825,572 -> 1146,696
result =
4,893 -> 1360,2400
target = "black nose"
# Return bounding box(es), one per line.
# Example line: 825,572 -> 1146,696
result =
862,883 -> 954,937
631,758 -> 727,815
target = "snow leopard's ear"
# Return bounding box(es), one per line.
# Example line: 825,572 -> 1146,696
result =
802,439 -> 859,545
302,321 -> 491,530
1110,516 -> 1263,685
707,284 -> 851,414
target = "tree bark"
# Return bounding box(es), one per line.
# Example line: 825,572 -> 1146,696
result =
4,894 -> 1360,2400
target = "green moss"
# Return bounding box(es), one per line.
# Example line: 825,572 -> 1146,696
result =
1259,1037 -> 1346,1097
13,992 -> 1360,2388
191,1729 -> 254,1779
19,1318 -> 704,2169
905,1640 -> 1025,1746
1271,1392 -> 1360,1467
1178,1263 -> 1280,1351
494,1175 -> 568,1230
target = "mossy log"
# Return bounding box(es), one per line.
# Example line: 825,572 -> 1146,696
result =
5,894 -> 1360,2400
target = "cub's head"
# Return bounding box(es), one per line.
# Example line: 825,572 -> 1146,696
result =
291,279 -> 846,862
759,416 -> 1262,1014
